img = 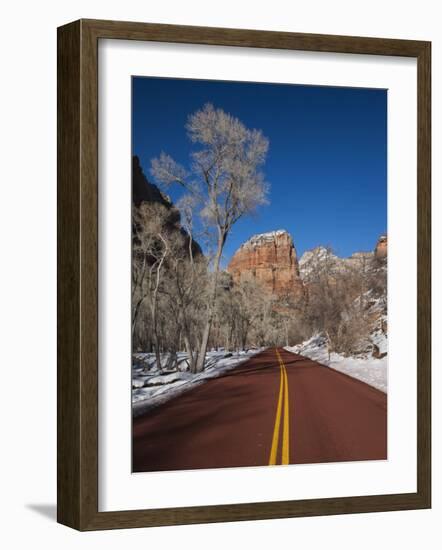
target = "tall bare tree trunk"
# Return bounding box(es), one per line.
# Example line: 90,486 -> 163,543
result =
151,296 -> 162,372
150,234 -> 168,372
325,330 -> 332,362
132,298 -> 142,335
184,334 -> 198,374
195,236 -> 224,372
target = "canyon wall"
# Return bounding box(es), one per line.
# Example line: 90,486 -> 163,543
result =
227,230 -> 304,301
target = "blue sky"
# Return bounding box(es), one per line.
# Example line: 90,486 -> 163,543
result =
132,77 -> 387,264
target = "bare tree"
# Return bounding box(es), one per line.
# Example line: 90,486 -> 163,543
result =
132,202 -> 171,368
302,246 -> 377,357
151,103 -> 269,371
162,230 -> 209,373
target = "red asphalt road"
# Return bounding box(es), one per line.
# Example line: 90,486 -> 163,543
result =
133,348 -> 387,472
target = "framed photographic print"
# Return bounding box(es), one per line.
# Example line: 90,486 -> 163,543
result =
57,19 -> 431,530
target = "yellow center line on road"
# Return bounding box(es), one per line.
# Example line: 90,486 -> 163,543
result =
281,353 -> 290,464
268,348 -> 290,466
268,360 -> 284,465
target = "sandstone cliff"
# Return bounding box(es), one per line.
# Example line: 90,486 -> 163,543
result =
374,235 -> 387,261
227,230 -> 304,300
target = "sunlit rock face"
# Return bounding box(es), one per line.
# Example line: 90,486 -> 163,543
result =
374,235 -> 388,261
227,230 -> 304,300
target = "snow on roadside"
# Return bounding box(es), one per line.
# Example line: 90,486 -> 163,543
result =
285,334 -> 387,393
132,349 -> 264,416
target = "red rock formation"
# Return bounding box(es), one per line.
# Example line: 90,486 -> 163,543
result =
374,235 -> 387,260
227,230 -> 304,301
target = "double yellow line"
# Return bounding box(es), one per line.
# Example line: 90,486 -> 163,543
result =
268,348 -> 290,465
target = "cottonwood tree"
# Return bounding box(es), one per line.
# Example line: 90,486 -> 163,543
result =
248,288 -> 277,347
151,103 -> 269,371
303,247 -> 375,357
215,276 -> 265,351
132,202 -> 171,369
162,231 -> 209,373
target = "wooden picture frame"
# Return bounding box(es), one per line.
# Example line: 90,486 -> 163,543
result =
57,18 -> 431,530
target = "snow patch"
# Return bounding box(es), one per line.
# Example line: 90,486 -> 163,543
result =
132,349 -> 264,416
285,334 -> 387,393
299,246 -> 334,266
240,229 -> 290,248
299,247 -> 376,280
